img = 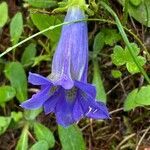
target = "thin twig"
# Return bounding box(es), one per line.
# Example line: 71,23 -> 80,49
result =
120,77 -> 127,97
135,126 -> 150,150
116,133 -> 136,150
109,108 -> 124,115
107,75 -> 132,95
27,130 -> 36,143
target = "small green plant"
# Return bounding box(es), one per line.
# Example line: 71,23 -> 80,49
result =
111,43 -> 146,74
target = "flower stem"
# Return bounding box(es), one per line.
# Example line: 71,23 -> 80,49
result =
0,21 -> 70,58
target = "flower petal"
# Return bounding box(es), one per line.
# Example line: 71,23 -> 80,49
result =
43,88 -> 61,114
28,72 -> 51,85
53,74 -> 74,90
20,86 -> 51,109
55,89 -> 75,127
86,101 -> 110,119
79,92 -> 109,119
73,95 -> 84,121
75,81 -> 96,98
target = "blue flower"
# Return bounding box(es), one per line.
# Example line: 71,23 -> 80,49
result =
50,7 -> 88,89
21,7 -> 109,127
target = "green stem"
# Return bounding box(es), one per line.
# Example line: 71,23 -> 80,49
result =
88,18 -> 150,60
100,1 -> 150,84
0,12 -> 150,83
144,1 -> 149,27
122,0 -> 129,25
0,18 -> 113,58
0,21 -> 70,58
1,18 -> 149,61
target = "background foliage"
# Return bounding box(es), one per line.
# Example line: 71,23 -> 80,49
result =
0,0 -> 150,149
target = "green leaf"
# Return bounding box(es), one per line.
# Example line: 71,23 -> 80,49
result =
136,85 -> 150,105
124,85 -> 150,111
10,12 -> 23,45
30,140 -> 49,150
0,86 -> 16,104
93,31 -> 105,53
130,0 -> 142,6
124,43 -> 146,74
25,0 -> 57,8
120,0 -> 150,27
0,2 -> 8,28
125,43 -> 146,74
124,43 -> 140,60
32,55 -> 50,66
93,29 -> 121,56
11,111 -> 23,122
92,60 -> 106,103
34,122 -> 55,148
124,89 -> 139,111
16,125 -> 29,150
111,45 -> 126,66
30,13 -> 61,42
4,62 -> 27,102
111,43 -> 146,74
58,125 -> 86,150
24,108 -> 42,121
126,56 -> 146,74
111,70 -> 122,78
21,43 -> 37,67
0,116 -> 11,135
101,29 -> 121,46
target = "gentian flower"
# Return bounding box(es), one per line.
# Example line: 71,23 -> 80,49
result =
21,6 -> 109,127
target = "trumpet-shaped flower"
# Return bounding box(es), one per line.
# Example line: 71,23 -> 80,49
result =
50,7 -> 88,89
21,7 -> 109,127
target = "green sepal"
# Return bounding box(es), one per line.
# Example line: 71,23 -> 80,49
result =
52,0 -> 94,16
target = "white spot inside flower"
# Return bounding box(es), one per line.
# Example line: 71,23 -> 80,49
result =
93,109 -> 98,114
86,106 -> 92,115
